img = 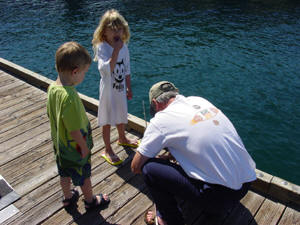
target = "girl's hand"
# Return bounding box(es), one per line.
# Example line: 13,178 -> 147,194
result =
127,88 -> 132,100
113,36 -> 123,51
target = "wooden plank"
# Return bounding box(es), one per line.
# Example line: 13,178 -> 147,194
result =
252,169 -> 273,195
11,127 -> 118,196
0,84 -> 33,105
0,127 -> 51,166
69,175 -> 146,225
41,159 -> 138,225
223,190 -> 265,225
2,136 -> 127,224
0,142 -> 52,185
0,74 -> 16,87
0,121 -> 50,152
5,143 -> 139,225
106,189 -> 153,225
131,205 -> 155,225
0,98 -> 46,127
1,64 -> 299,225
0,92 -> 46,120
0,80 -> 28,97
0,113 -> 49,144
5,125 -> 122,197
0,87 -> 42,111
0,70 -> 7,77
0,57 -> 52,91
269,176 -> 300,206
277,206 -> 300,225
250,198 -> 286,225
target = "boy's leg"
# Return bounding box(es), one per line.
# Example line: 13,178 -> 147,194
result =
60,177 -> 72,200
80,177 -> 109,204
80,177 -> 93,203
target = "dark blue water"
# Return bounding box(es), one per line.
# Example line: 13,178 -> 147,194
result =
1,0 -> 300,185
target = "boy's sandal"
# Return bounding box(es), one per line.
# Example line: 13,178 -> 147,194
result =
144,210 -> 158,225
62,189 -> 79,208
117,139 -> 140,148
84,193 -> 110,211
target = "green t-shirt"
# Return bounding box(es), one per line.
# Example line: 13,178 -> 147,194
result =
47,83 -> 93,169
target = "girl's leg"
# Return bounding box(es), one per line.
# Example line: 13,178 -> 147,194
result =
116,123 -> 126,143
116,123 -> 139,144
103,124 -> 111,151
102,125 -> 121,163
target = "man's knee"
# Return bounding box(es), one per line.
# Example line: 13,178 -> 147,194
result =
141,158 -> 166,186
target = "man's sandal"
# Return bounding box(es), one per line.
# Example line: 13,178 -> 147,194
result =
62,189 -> 79,208
84,193 -> 110,212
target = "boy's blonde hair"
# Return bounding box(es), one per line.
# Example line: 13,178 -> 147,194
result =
56,41 -> 91,73
92,9 -> 130,61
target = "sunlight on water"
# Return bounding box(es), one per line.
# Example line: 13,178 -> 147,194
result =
1,0 -> 300,184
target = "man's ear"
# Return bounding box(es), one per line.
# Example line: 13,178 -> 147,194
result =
152,99 -> 159,112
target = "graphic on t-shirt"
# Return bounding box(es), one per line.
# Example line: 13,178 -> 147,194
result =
190,107 -> 219,125
113,59 -> 125,92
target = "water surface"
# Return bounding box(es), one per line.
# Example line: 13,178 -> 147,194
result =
1,0 -> 300,184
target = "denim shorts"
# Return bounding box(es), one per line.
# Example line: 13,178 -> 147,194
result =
57,160 -> 91,186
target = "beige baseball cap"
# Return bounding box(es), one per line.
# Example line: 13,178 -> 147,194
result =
149,81 -> 179,103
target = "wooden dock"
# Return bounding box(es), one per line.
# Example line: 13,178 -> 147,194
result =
0,57 -> 299,225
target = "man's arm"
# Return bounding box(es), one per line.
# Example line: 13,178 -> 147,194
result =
131,151 -> 150,174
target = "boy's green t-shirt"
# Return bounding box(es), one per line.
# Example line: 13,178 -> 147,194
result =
47,83 -> 93,168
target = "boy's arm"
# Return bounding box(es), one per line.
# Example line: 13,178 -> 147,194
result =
126,74 -> 132,100
70,130 -> 89,158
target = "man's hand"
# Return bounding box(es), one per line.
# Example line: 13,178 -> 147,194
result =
131,152 -> 149,174
157,152 -> 176,162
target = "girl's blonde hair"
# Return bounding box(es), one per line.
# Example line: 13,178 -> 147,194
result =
92,9 -> 130,61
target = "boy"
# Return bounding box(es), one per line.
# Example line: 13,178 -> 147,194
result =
47,41 -> 110,211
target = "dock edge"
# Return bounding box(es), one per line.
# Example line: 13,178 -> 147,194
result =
0,57 -> 299,207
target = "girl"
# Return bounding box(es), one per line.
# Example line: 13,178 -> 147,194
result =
92,9 -> 139,166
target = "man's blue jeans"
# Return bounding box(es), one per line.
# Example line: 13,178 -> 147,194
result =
142,158 -> 251,225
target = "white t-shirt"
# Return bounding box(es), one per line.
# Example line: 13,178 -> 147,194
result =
97,42 -> 130,126
138,95 -> 256,190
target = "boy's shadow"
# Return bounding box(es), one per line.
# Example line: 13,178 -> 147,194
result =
64,204 -> 120,225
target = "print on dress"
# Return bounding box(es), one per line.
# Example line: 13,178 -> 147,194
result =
112,59 -> 125,92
